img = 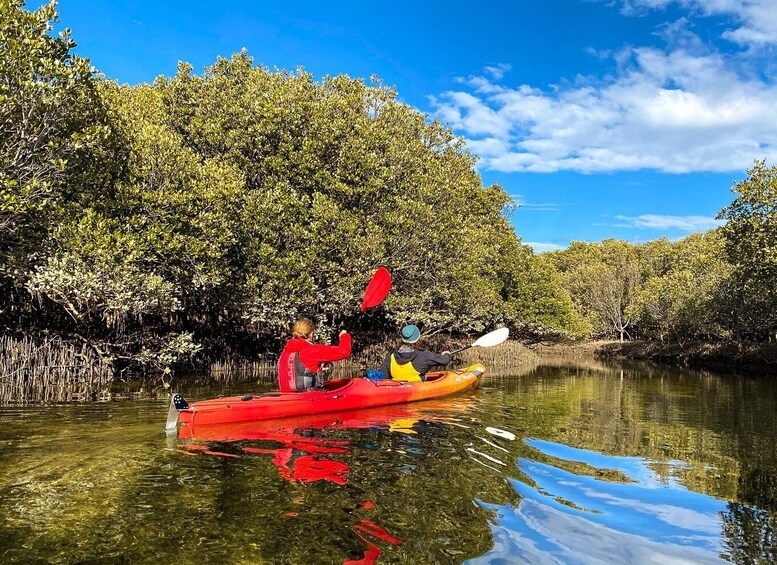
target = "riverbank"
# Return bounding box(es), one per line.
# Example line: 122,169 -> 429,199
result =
530,339 -> 777,374
5,331 -> 776,405
0,332 -> 539,404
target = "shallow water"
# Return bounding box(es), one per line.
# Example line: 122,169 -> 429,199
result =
1,358 -> 776,564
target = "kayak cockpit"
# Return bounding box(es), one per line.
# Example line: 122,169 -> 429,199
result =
320,378 -> 353,391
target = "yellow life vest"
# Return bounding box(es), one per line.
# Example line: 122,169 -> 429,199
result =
390,354 -> 422,382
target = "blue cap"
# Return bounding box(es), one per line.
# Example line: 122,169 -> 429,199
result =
401,324 -> 420,344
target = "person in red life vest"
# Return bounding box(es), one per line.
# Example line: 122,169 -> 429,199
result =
278,318 -> 352,392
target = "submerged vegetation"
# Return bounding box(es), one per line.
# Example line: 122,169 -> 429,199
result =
1,1 -> 776,393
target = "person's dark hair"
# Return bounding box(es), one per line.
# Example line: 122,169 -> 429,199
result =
397,338 -> 425,351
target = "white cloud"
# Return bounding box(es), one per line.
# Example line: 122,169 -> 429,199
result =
615,214 -> 723,231
431,32 -> 777,173
483,63 -> 512,80
524,241 -> 565,253
509,194 -> 559,211
619,0 -> 777,46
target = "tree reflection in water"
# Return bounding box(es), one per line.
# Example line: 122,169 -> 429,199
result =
2,360 -> 777,563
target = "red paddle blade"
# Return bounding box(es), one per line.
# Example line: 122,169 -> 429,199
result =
361,267 -> 392,312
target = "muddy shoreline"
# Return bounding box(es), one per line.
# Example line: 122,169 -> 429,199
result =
528,339 -> 777,375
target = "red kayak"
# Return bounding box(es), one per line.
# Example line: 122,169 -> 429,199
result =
168,363 -> 485,428
177,396 -> 480,442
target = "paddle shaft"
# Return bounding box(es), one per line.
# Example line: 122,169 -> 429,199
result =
343,310 -> 368,330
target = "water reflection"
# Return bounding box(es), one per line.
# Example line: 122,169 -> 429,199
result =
175,402 -> 476,563
1,360 -> 777,563
176,401 -> 475,485
179,420 -> 353,484
472,438 -> 727,563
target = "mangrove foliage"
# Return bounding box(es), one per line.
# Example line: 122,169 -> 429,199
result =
1,1 -> 775,379
1,0 -> 582,372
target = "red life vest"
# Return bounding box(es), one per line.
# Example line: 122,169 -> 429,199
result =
277,333 -> 352,392
277,339 -> 316,392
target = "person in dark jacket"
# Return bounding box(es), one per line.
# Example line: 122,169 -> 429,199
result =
378,324 -> 451,382
278,318 -> 352,392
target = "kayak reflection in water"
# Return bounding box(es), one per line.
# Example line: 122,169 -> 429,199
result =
377,324 -> 451,382
277,318 -> 352,392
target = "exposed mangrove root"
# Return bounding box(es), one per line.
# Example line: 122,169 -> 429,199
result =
0,335 -> 113,404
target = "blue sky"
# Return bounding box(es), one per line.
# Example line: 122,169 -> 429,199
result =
54,0 -> 777,251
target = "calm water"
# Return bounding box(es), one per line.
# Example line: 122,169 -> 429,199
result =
1,358 -> 776,564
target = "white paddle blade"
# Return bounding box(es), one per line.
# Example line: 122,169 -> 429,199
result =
472,327 -> 509,348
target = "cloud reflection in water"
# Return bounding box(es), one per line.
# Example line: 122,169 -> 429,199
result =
470,438 -> 728,564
